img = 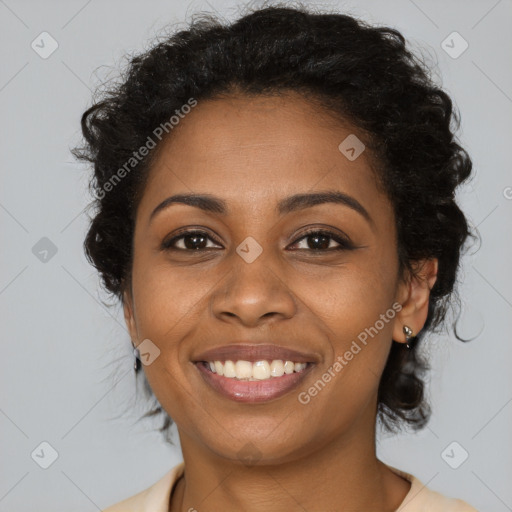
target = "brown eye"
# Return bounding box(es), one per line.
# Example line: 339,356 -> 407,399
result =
161,228 -> 354,253
162,230 -> 222,251
289,229 -> 354,251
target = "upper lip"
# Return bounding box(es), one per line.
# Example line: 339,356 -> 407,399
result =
193,343 -> 320,364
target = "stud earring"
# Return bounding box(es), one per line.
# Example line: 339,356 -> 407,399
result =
403,325 -> 415,349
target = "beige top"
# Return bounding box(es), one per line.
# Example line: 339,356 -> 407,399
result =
102,462 -> 479,511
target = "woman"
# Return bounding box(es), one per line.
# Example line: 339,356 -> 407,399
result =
73,4 -> 479,511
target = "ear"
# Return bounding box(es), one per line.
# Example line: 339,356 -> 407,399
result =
123,288 -> 139,344
392,258 -> 438,343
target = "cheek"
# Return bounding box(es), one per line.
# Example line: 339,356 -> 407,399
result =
295,257 -> 398,336
131,259 -> 211,339
131,262 -> 201,426
291,256 -> 398,404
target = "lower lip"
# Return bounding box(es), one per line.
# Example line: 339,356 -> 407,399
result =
195,362 -> 314,403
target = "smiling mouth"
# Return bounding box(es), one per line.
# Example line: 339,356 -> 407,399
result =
194,359 -> 315,403
201,359 -> 310,380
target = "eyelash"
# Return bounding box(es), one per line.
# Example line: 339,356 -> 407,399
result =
161,228 -> 354,252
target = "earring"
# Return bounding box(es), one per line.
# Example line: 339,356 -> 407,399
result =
403,325 -> 415,349
133,346 -> 141,372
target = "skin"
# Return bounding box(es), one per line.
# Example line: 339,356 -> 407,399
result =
123,92 -> 438,512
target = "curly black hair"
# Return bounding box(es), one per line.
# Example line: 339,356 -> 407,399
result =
72,2 -> 477,437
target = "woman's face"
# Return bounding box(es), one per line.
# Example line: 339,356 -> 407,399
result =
123,92 -> 427,464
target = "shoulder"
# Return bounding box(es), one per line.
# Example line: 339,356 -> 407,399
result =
387,465 -> 479,512
102,462 -> 184,512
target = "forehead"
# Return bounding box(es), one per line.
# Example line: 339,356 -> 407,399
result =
138,92 -> 389,220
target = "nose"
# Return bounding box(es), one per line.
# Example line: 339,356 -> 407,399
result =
210,251 -> 297,327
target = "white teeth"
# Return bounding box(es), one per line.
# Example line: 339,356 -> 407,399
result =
223,360 -> 236,378
207,359 -> 308,380
252,360 -> 270,380
235,360 -> 253,379
270,360 -> 285,377
214,361 -> 224,376
294,362 -> 307,372
284,360 -> 295,374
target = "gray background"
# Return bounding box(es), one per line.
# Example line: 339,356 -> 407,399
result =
1,0 -> 511,510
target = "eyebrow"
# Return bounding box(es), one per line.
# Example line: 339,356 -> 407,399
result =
148,190 -> 373,226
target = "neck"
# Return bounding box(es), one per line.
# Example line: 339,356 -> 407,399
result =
170,408 -> 410,512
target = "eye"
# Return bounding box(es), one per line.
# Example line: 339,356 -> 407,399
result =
161,228 -> 354,252
161,230 -> 222,251
288,229 -> 354,251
